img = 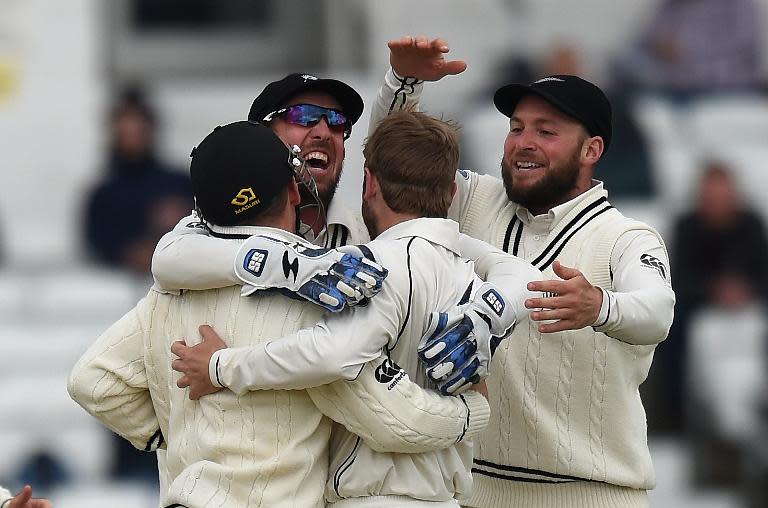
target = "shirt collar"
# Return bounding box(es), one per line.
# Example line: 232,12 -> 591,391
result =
206,223 -> 306,243
375,217 -> 461,254
516,180 -> 608,227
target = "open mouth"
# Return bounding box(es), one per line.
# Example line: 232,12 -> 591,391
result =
515,161 -> 544,172
305,151 -> 330,171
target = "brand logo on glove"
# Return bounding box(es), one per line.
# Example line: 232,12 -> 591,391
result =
243,249 -> 269,277
482,289 -> 505,316
282,252 -> 299,282
375,358 -> 406,389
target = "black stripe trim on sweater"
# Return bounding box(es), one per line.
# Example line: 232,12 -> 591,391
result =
458,281 -> 473,305
502,216 -> 518,253
144,429 -> 163,452
393,237 -> 417,350
512,220 -> 524,256
534,204 -> 614,272
593,289 -> 611,328
330,224 -> 340,248
340,226 -> 349,247
473,458 -> 589,483
530,196 -> 609,266
215,355 -> 224,388
333,436 -> 362,496
458,394 -> 470,443
208,230 -> 251,240
165,504 -> 188,508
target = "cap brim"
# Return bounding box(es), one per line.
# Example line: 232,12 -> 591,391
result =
494,83 -> 582,125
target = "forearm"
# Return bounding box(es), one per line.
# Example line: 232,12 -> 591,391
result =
307,358 -> 489,453
211,320 -> 387,395
368,68 -> 424,134
151,217 -> 240,292
595,231 -> 676,345
67,304 -> 162,451
594,285 -> 675,345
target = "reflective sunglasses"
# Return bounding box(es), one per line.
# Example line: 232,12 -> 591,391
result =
262,104 -> 351,139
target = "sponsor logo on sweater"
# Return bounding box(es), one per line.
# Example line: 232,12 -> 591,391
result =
640,253 -> 667,280
374,358 -> 406,390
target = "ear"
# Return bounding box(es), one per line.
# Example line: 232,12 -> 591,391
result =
582,136 -> 604,165
287,178 -> 301,207
363,167 -> 379,201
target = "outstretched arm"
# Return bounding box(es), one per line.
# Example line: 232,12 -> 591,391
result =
525,231 -> 675,344
170,327 -> 490,454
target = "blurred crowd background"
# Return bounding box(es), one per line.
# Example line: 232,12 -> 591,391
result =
1,0 -> 768,506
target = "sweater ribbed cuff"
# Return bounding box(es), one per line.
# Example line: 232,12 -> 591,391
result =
460,391 -> 491,440
209,349 -> 225,388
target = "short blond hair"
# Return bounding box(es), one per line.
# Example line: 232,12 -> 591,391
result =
363,111 -> 459,218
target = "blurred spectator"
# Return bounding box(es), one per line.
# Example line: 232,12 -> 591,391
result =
83,86 -> 181,485
615,0 -> 764,101
647,161 -> 768,437
83,86 -> 191,275
484,42 -> 656,198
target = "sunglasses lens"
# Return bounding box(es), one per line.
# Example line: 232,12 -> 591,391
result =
284,105 -> 348,128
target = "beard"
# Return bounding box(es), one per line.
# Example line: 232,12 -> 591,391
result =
299,161 -> 343,211
501,149 -> 580,213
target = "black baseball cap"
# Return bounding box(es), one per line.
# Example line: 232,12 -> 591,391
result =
190,121 -> 295,226
494,75 -> 612,150
248,73 -> 364,127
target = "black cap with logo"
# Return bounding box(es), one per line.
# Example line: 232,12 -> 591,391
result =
248,73 -> 364,126
190,121 -> 294,226
494,75 -> 613,150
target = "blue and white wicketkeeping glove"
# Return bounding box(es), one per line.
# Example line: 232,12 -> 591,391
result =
418,282 -> 516,395
234,234 -> 387,312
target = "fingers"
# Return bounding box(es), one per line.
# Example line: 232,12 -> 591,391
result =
13,485 -> 33,505
388,35 -> 414,50
552,260 -> 581,280
443,60 -> 468,75
537,320 -> 577,334
177,375 -> 190,389
431,37 -> 450,52
529,308 -> 570,322
172,358 -> 186,373
414,34 -> 429,48
199,324 -> 227,348
171,340 -> 187,357
524,294 -> 564,309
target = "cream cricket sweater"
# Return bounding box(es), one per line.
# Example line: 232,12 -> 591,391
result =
453,172 -> 667,508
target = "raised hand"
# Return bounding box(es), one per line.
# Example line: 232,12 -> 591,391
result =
388,35 -> 467,82
524,261 -> 603,333
172,325 -> 227,400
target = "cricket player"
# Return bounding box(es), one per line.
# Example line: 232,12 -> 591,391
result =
69,121 -> 494,508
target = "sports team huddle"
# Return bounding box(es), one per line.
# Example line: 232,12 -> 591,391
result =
60,36 -> 674,508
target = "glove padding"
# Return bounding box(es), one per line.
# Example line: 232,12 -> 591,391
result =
235,234 -> 388,312
418,282 -> 516,395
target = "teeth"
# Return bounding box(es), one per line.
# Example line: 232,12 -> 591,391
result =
516,161 -> 542,170
305,151 -> 328,164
